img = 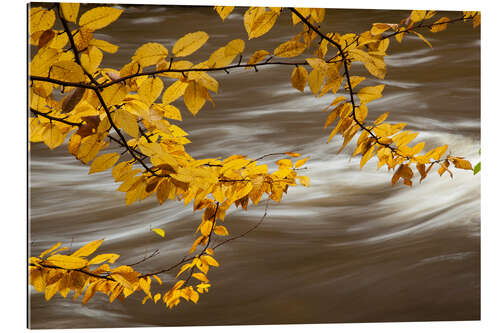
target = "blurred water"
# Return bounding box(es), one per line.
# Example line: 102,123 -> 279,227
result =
28,5 -> 480,328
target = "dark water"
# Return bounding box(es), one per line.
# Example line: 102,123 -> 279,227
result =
28,5 -> 480,328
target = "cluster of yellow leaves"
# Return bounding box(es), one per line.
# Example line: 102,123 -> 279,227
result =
29,239 -> 212,308
29,4 -> 479,309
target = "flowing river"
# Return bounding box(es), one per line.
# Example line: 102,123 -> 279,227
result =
28,4 -> 480,328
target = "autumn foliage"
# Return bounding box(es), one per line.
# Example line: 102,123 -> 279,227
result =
29,3 -> 480,309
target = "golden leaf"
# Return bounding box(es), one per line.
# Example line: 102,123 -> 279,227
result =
357,85 -> 385,104
39,242 -> 61,259
89,39 -> 119,53
51,61 -> 86,82
349,49 -> 386,79
112,109 -> 139,138
224,39 -> 245,57
79,6 -> 123,30
274,40 -> 306,58
291,65 -> 308,92
152,228 -> 165,238
162,80 -> 188,105
214,6 -> 235,21
81,46 -> 103,74
89,153 -> 120,174
184,81 -> 207,116
430,17 -> 450,33
133,42 -> 169,67
152,104 -> 182,121
246,50 -> 270,68
88,253 -> 120,265
138,76 -> 164,106
173,31 -> 209,57
192,273 -> 209,283
60,3 -> 80,23
30,7 -> 55,35
410,10 -> 427,23
213,225 -> 229,236
308,68 -> 324,96
46,254 -> 88,269
72,239 -> 104,257
245,9 -> 279,39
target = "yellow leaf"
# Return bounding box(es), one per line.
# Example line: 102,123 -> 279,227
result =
246,50 -> 270,68
72,239 -> 104,257
81,46 -> 103,75
358,85 -> 385,104
154,293 -> 162,303
43,124 -> 65,150
213,225 -> 229,236
298,175 -> 310,187
451,158 -> 473,170
88,253 -> 120,265
138,77 -> 164,106
30,7 -> 55,35
173,31 -> 209,57
274,40 -> 306,58
39,242 -> 61,259
89,153 -> 120,174
162,80 -> 188,105
152,104 -> 182,121
224,39 -> 245,57
308,68 -> 324,96
291,65 -> 308,92
360,145 -> 375,169
60,3 -> 80,23
100,84 -> 128,106
374,112 -> 389,125
51,61 -> 86,82
411,31 -> 432,48
112,109 -> 139,138
46,254 -> 88,269
410,10 -> 427,23
152,228 -> 165,238
295,157 -> 309,168
245,9 -> 279,39
201,255 -> 219,267
133,42 -> 169,67
184,81 -> 207,116
89,39 -> 119,54
349,49 -> 386,79
371,23 -> 392,35
285,152 -> 301,157
79,6 -> 123,30
192,273 -> 209,282
430,17 -> 450,33
153,275 -> 162,285
214,6 -> 235,21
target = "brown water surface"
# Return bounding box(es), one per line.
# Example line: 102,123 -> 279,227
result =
29,4 -> 480,328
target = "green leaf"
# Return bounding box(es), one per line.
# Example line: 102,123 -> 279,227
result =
473,162 -> 481,175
